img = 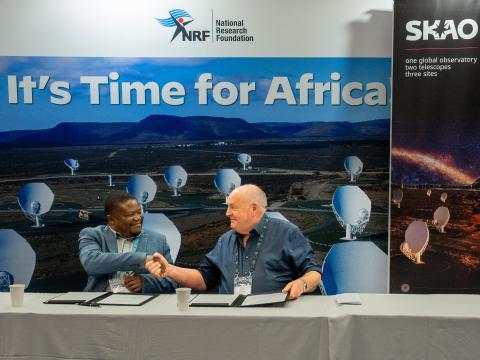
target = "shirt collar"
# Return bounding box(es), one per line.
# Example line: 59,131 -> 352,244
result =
107,225 -> 138,241
234,213 -> 269,241
253,213 -> 269,236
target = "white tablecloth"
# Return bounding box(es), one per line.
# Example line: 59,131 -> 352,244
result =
1,293 -> 480,360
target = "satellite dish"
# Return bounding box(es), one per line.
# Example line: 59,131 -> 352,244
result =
143,213 -> 181,262
214,169 -> 241,203
392,189 -> 403,208
433,206 -> 450,233
64,158 -> 79,175
17,182 -> 54,227
0,229 -> 36,287
332,185 -> 371,240
426,189 -> 432,197
126,175 -> 157,213
237,153 -> 252,171
321,241 -> 387,295
344,156 -> 363,183
0,271 -> 14,292
400,220 -> 429,264
440,192 -> 448,203
164,165 -> 188,197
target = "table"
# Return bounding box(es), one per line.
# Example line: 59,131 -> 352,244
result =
1,293 -> 480,360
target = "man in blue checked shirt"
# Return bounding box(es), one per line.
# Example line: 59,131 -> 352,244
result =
147,184 -> 321,300
79,192 -> 176,293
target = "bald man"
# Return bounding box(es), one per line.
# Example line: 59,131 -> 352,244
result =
146,184 -> 321,300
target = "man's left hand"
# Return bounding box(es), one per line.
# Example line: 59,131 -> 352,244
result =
124,274 -> 143,293
282,279 -> 305,300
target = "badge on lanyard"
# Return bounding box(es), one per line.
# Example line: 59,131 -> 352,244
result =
234,273 -> 252,295
108,277 -> 131,293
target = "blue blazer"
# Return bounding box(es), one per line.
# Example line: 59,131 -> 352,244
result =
79,225 -> 176,293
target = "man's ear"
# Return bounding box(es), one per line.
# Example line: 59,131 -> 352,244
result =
106,214 -> 114,225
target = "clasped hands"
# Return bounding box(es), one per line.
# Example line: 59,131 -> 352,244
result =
145,252 -> 169,277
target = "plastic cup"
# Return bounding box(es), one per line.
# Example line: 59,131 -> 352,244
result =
176,287 -> 191,311
9,284 -> 25,307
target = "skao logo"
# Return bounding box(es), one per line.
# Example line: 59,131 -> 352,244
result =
406,19 -> 478,41
157,9 -> 210,42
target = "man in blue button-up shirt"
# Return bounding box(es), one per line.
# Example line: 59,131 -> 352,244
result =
147,184 -> 321,300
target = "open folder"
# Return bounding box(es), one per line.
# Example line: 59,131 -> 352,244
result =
44,292 -> 108,305
189,292 -> 288,307
45,292 -> 157,306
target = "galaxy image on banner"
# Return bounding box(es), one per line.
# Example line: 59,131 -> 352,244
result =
390,0 -> 480,294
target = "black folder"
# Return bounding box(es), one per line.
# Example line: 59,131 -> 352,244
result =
44,292 -> 157,306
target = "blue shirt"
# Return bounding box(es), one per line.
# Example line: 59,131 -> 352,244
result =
198,214 -> 322,294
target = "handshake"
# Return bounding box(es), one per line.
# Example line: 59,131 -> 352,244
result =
145,252 -> 170,277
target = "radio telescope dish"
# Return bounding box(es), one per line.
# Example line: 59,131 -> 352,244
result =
237,153 -> 252,171
440,192 -> 448,203
64,158 -> 79,175
164,165 -> 188,197
321,241 -> 387,295
332,185 -> 371,240
426,189 -> 432,197
0,229 -> 36,287
0,271 -> 14,292
392,189 -> 403,208
400,220 -> 429,264
143,213 -> 181,262
433,206 -> 450,233
126,175 -> 157,213
344,156 -> 363,182
214,169 -> 241,203
17,182 -> 54,227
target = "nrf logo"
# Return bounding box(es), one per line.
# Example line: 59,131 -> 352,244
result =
157,9 -> 210,42
406,19 -> 478,41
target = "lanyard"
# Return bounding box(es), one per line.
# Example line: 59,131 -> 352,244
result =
234,217 -> 269,277
131,235 -> 140,252
118,232 -> 141,253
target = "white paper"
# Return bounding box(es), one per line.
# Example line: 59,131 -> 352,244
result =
190,294 -> 237,306
48,292 -> 107,302
334,293 -> 363,305
240,292 -> 287,307
96,294 -> 153,305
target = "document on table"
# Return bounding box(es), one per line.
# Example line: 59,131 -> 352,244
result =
189,292 -> 287,307
334,293 -> 363,305
45,292 -> 108,304
190,294 -> 237,306
240,292 -> 287,307
95,294 -> 155,306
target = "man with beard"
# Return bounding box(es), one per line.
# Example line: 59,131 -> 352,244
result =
79,192 -> 175,293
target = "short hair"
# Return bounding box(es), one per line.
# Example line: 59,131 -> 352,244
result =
104,192 -> 137,217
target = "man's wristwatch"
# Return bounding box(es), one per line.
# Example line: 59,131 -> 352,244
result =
299,278 -> 308,293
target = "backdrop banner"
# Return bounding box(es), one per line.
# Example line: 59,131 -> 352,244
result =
390,0 -> 480,293
0,0 -> 392,293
